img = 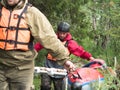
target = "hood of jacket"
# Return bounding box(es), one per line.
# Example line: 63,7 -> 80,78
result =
1,0 -> 27,10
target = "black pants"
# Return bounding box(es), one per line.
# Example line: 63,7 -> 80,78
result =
40,74 -> 64,90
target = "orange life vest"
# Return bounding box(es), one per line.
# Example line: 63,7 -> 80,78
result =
47,40 -> 70,61
0,4 -> 32,51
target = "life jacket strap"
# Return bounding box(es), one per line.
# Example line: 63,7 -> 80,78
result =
0,3 -> 3,17
0,26 -> 30,30
14,3 -> 30,48
0,39 -> 29,45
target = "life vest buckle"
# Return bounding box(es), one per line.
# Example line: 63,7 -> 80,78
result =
8,40 -> 15,44
8,26 -> 16,30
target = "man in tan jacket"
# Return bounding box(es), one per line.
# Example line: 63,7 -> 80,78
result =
0,0 -> 74,90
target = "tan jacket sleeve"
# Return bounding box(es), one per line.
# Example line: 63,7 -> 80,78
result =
26,6 -> 71,65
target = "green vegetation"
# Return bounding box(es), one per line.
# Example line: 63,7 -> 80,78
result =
29,0 -> 120,89
33,75 -> 40,90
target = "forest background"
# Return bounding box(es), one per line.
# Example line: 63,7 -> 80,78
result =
29,0 -> 120,90
29,0 -> 120,67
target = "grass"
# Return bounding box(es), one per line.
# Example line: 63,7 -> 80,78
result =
33,74 -> 40,90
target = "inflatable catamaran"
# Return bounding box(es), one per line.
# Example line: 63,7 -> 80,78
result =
34,61 -> 114,90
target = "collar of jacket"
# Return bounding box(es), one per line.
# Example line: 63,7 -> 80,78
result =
57,32 -> 72,42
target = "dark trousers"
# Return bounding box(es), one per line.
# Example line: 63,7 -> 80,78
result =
40,74 -> 64,90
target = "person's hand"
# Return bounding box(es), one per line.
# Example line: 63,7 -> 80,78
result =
90,58 -> 107,69
89,57 -> 105,64
64,61 -> 75,73
92,59 -> 105,64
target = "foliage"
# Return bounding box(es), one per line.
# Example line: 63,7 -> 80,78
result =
29,0 -> 120,89
33,75 -> 40,90
31,0 -> 120,66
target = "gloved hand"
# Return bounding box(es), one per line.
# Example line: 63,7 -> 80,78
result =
64,60 -> 75,73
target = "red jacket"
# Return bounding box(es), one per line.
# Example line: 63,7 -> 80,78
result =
34,33 -> 92,60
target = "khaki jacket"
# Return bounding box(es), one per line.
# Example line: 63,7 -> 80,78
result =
0,0 -> 70,66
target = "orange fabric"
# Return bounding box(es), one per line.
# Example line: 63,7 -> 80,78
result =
47,41 -> 70,61
47,53 -> 57,61
0,7 -> 30,51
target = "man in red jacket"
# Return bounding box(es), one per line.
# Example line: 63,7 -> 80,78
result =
34,22 -> 104,90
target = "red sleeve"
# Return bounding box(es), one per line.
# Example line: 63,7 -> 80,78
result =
34,42 -> 44,52
68,40 -> 92,60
